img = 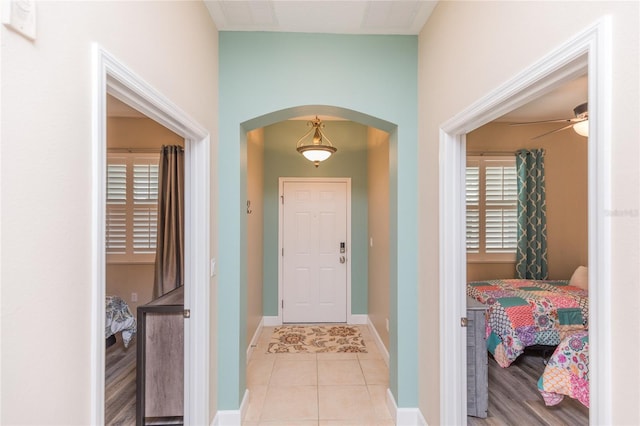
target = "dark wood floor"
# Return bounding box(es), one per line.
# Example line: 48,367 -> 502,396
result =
468,352 -> 589,425
106,337 -> 137,425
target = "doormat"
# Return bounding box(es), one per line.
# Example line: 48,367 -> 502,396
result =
266,325 -> 367,354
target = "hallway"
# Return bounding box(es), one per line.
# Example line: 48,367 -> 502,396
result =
242,325 -> 394,425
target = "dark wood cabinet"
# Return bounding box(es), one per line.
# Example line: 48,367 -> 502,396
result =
467,296 -> 488,418
136,286 -> 184,425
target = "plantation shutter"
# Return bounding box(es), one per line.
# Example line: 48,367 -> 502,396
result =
484,161 -> 517,253
466,160 -> 480,253
466,156 -> 517,261
133,161 -> 159,254
106,153 -> 159,262
106,159 -> 127,254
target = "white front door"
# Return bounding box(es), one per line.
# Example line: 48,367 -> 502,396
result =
282,180 -> 348,323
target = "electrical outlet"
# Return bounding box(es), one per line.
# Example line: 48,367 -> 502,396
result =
2,0 -> 37,40
131,292 -> 138,302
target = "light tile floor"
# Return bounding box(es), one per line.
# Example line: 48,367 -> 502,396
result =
243,325 -> 394,426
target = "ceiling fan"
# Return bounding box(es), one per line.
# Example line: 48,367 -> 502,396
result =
510,102 -> 589,140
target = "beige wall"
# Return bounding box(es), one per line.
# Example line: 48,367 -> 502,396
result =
246,128 -> 264,347
418,2 -> 639,424
106,117 -> 185,315
0,2 -> 219,424
466,122 -> 588,282
367,127 -> 390,349
106,264 -> 154,318
107,115 -> 185,150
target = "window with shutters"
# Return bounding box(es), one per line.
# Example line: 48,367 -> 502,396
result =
106,153 -> 159,263
466,156 -> 517,262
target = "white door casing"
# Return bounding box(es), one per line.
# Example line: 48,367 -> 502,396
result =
92,45 -> 210,425
280,179 -> 350,323
438,19 -> 611,425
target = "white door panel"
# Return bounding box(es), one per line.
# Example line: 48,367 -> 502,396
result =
282,181 -> 347,323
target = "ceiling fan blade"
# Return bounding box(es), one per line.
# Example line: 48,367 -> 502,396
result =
509,118 -> 576,126
531,123 -> 575,140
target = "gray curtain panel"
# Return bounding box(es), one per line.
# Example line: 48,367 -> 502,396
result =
153,145 -> 184,298
515,149 -> 548,280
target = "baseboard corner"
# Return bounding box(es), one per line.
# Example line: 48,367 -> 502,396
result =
386,388 -> 428,426
367,316 -> 390,367
211,390 -> 249,426
348,314 -> 368,324
263,316 -> 281,326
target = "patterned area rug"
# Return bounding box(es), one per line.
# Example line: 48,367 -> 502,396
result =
267,325 -> 367,354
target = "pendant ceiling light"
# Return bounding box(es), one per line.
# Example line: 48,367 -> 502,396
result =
295,116 -> 337,167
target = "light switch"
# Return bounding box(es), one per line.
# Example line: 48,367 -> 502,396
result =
2,0 -> 37,40
210,258 -> 216,277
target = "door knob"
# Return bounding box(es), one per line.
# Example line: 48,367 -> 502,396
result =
339,256 -> 346,264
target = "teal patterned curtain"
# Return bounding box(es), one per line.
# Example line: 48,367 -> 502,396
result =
515,149 -> 548,280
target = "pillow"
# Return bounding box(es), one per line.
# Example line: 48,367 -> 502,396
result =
570,266 -> 588,290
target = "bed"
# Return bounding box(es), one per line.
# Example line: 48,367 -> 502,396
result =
538,330 -> 589,408
106,295 -> 137,348
467,279 -> 588,367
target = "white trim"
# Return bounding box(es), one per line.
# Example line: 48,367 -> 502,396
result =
263,315 -> 281,326
91,45 -> 211,425
246,318 -> 264,362
367,316 -> 390,367
278,177 -> 352,324
386,388 -> 427,426
349,314 -> 368,325
438,19 -> 612,426
211,390 -> 249,426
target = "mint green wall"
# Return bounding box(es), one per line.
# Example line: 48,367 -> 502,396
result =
262,121 -> 369,317
218,32 -> 418,410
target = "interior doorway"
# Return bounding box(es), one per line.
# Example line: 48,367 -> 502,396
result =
92,46 -> 211,425
438,20 -> 612,425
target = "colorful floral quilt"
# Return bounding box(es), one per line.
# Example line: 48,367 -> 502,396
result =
106,295 -> 136,348
467,279 -> 588,367
538,330 -> 589,407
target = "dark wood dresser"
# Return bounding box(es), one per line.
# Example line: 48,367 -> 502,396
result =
136,286 -> 184,425
467,296 -> 488,418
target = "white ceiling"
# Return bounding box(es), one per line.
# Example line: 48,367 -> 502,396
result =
110,3 -> 588,124
204,0 -> 438,35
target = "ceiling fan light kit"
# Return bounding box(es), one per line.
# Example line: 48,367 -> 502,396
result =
510,102 -> 588,139
571,102 -> 589,137
573,119 -> 589,137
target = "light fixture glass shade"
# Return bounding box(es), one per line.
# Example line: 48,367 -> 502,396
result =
299,147 -> 335,162
295,116 -> 337,167
573,120 -> 589,137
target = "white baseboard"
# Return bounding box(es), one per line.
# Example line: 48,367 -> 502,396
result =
367,316 -> 390,367
386,388 -> 428,426
211,390 -> 249,426
263,315 -> 281,326
349,314 -> 368,324
246,318 -> 264,363
265,315 -> 367,326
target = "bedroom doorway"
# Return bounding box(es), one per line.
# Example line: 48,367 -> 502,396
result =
463,74 -> 589,422
92,46 -> 211,425
104,94 -> 186,424
439,20 -> 612,425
